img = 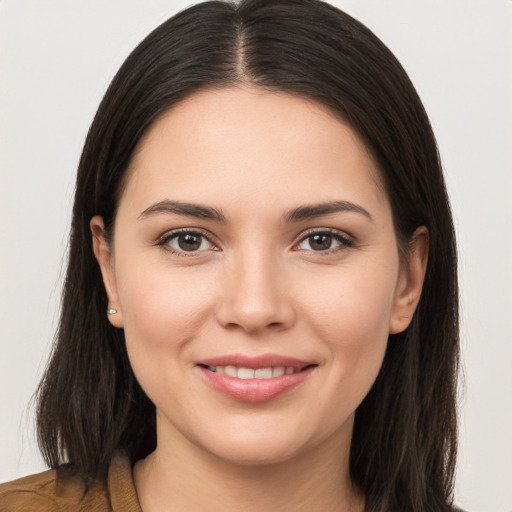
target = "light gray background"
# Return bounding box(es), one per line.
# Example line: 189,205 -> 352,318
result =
1,1 -> 511,511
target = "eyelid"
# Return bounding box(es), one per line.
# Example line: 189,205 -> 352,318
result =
293,227 -> 354,252
156,227 -> 219,255
154,226 -> 354,256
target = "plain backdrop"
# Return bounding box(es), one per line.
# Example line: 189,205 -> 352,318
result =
1,1 -> 511,511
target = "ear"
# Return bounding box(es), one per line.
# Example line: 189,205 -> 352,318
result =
90,216 -> 124,328
389,226 -> 429,334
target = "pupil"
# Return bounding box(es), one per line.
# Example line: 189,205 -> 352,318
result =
310,234 -> 332,250
178,233 -> 201,251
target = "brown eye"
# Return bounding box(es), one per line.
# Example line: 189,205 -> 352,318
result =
296,231 -> 353,252
178,233 -> 202,251
163,231 -> 213,254
309,234 -> 333,251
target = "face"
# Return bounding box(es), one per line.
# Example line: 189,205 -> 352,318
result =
92,86 -> 426,467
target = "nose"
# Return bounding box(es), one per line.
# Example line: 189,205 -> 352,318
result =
215,250 -> 296,335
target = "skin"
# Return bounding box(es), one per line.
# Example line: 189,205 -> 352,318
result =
92,86 -> 428,512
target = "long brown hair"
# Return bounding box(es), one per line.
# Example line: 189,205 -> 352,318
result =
36,1 -> 459,510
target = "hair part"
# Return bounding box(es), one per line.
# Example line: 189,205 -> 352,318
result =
36,1 -> 459,510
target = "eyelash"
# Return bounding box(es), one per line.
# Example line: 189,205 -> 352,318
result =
156,228 -> 217,257
156,228 -> 354,257
294,229 -> 354,255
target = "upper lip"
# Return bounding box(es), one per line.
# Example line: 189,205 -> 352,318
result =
197,353 -> 316,370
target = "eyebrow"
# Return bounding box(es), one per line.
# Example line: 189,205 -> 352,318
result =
138,199 -> 372,224
138,200 -> 227,222
283,200 -> 373,223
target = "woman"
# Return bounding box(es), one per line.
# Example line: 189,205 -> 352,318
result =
0,0 -> 459,510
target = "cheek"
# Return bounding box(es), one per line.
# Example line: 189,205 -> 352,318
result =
115,262 -> 214,382
299,260 -> 398,384
303,261 -> 397,337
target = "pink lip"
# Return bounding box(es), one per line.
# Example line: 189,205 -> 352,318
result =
196,353 -> 317,403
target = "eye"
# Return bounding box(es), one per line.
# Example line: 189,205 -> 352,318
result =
295,230 -> 353,252
159,230 -> 216,255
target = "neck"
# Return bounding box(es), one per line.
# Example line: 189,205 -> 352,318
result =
134,415 -> 364,512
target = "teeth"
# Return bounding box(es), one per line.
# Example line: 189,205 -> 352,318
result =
237,367 -> 255,379
273,367 -> 285,377
254,368 -> 272,379
224,365 -> 237,377
208,365 -> 299,379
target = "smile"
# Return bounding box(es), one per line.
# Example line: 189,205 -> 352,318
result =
196,355 -> 317,403
205,366 -> 298,379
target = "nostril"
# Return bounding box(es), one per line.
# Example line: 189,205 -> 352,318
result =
214,285 -> 296,333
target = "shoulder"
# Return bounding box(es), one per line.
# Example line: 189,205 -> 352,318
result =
0,455 -> 139,512
0,468 -> 95,511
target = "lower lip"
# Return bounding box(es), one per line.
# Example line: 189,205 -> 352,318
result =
197,366 -> 316,403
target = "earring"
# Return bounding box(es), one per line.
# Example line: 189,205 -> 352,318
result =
106,308 -> 117,316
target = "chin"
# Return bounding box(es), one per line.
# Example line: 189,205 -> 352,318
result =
205,436 -> 307,467
190,414 -> 340,468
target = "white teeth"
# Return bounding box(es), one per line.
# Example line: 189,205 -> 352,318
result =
237,367 -> 255,379
272,367 -> 285,377
224,365 -> 237,377
208,365 -> 298,379
254,368 -> 272,379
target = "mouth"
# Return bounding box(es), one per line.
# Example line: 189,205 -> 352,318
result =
196,355 -> 317,403
200,364 -> 311,379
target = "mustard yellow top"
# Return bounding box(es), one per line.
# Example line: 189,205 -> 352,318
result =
0,455 -> 141,512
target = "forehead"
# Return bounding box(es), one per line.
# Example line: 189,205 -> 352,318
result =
121,86 -> 388,218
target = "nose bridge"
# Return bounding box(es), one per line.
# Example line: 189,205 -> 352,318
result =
216,244 -> 294,333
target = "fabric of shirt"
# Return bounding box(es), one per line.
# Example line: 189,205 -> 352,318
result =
0,455 -> 141,512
